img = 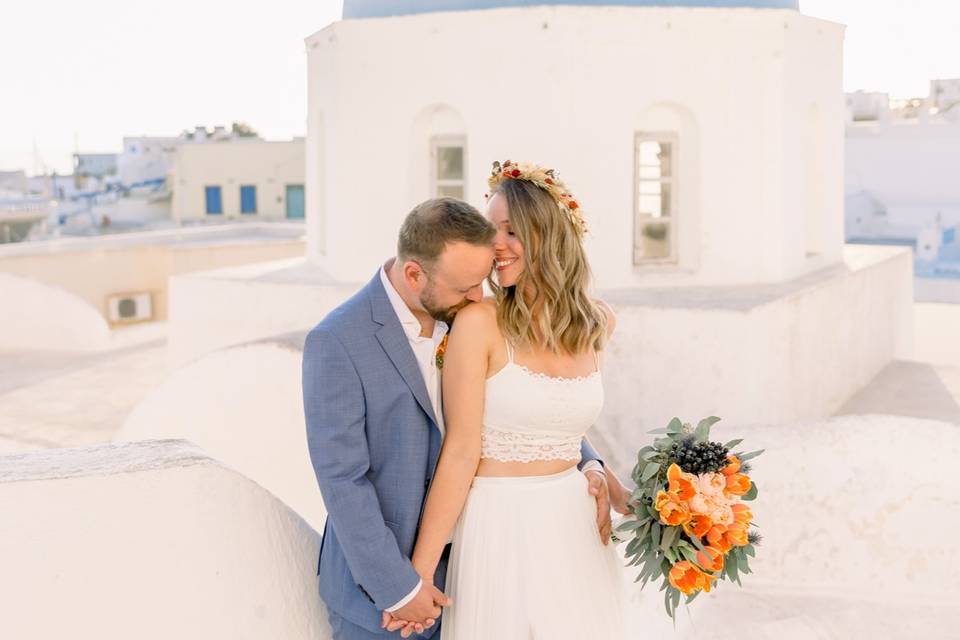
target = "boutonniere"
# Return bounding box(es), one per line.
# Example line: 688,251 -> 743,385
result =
435,334 -> 449,370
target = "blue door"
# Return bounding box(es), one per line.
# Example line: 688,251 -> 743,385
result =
286,184 -> 305,219
240,185 -> 257,214
205,186 -> 223,215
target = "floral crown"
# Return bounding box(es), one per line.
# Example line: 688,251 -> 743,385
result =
485,160 -> 587,238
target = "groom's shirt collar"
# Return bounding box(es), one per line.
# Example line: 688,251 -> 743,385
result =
379,261 -> 449,341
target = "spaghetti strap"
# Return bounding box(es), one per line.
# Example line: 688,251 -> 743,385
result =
504,338 -> 514,363
593,349 -> 601,372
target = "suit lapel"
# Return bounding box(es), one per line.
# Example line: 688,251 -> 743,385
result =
368,270 -> 440,429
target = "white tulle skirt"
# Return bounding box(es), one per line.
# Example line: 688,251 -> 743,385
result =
440,466 -> 626,639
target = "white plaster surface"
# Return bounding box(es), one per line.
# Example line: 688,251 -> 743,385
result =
166,257 -> 359,367
0,439 -> 329,640
307,6 -> 845,287
593,245 -> 913,464
0,271 -> 110,351
119,342 -> 327,531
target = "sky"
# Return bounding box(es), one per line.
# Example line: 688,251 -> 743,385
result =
1,0 -> 958,175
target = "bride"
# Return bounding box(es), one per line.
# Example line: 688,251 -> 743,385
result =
391,161 -> 627,639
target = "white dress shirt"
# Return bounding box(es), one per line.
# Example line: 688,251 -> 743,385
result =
378,265 -> 603,612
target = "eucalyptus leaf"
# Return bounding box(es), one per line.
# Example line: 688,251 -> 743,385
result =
616,518 -> 644,532
667,417 -> 683,433
742,482 -> 759,501
660,525 -> 680,550
641,463 -> 661,482
723,438 -> 743,450
654,437 -> 673,450
647,427 -> 670,434
641,449 -> 660,461
689,535 -> 707,552
685,590 -> 701,605
744,544 -> 755,558
651,521 -> 661,547
737,449 -> 765,462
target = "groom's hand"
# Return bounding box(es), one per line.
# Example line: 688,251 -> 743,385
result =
585,469 -> 612,545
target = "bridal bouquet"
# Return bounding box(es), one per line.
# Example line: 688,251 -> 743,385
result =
612,417 -> 763,620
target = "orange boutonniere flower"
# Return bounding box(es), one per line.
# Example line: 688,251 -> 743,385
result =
435,334 -> 448,370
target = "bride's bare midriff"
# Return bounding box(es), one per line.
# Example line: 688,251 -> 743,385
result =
475,458 -> 580,477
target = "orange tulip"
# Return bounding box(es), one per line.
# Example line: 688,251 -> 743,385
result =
721,455 -> 741,476
695,546 -> 725,573
655,490 -> 691,527
725,473 -> 752,496
706,524 -> 732,553
681,513 -> 713,538
731,503 -> 753,525
668,561 -> 714,595
726,522 -> 749,547
667,463 -> 698,501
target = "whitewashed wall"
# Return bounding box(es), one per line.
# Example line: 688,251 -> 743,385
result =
0,440 -> 330,640
172,140 -> 305,221
306,6 -> 845,287
593,244 -> 913,468
0,272 -> 110,351
0,226 -> 304,326
167,258 -> 359,367
119,342 -> 327,531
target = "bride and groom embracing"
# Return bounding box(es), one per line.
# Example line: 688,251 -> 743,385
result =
303,162 -> 632,639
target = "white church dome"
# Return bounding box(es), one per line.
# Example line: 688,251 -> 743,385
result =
344,0 -> 799,19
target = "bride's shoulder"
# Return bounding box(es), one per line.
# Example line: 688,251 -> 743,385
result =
453,298 -> 497,328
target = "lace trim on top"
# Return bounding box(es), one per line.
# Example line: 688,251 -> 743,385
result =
480,425 -> 582,463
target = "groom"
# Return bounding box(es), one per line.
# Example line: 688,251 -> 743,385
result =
303,197 -> 618,639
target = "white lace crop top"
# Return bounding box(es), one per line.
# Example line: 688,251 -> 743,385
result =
480,340 -> 604,463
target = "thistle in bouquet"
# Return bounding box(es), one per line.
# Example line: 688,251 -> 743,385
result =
612,417 -> 764,620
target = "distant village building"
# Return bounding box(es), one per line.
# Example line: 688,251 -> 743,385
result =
118,136 -> 179,187
73,153 -> 118,183
0,170 -> 28,195
930,78 -> 960,112
171,138 -> 305,222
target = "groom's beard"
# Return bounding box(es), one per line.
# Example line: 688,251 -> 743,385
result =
420,284 -> 468,325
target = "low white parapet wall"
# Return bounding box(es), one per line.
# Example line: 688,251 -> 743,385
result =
0,440 -> 330,640
597,244 -> 913,461
119,341 -> 327,531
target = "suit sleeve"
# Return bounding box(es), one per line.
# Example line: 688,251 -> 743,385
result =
578,437 -> 604,472
303,327 -> 421,609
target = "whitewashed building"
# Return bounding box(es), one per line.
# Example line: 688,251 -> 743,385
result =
118,136 -> 180,187
170,138 -> 306,222
307,0 -> 844,288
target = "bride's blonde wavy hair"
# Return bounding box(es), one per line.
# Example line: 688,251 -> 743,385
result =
488,176 -> 607,355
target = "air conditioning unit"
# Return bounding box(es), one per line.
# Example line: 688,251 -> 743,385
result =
107,292 -> 153,324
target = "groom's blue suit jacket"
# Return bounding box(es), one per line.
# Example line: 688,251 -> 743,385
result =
303,269 -> 603,636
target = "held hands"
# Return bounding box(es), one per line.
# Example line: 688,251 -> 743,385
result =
585,466 -> 631,546
381,579 -> 451,638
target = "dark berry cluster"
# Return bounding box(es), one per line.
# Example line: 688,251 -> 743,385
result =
668,437 -> 730,475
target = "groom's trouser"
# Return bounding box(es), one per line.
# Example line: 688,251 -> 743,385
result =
328,609 -> 438,640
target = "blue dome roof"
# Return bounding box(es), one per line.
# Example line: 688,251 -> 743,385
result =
344,0 -> 799,19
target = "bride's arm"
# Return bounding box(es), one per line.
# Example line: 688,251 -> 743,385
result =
410,303 -> 491,580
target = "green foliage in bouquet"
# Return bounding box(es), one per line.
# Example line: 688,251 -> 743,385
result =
612,417 -> 764,620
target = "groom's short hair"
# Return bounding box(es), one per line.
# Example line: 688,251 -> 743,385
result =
397,197 -> 495,266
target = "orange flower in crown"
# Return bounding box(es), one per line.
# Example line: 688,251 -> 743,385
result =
486,160 -> 588,238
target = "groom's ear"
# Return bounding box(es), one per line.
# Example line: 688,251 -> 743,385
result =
402,260 -> 426,291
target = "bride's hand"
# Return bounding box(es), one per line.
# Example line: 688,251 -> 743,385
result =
381,611 -> 431,637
